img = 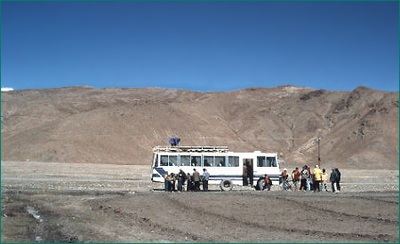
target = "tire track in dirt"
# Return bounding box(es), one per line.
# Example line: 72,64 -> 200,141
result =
157,193 -> 254,242
165,193 -> 396,242
145,194 -> 219,242
351,194 -> 399,205
270,194 -> 398,225
88,194 -> 215,242
246,192 -> 398,224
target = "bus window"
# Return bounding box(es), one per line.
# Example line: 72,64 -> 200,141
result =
160,155 -> 168,166
266,157 -> 277,167
191,156 -> 201,166
204,156 -> 214,167
180,155 -> 190,166
257,156 -> 266,167
215,156 -> 225,167
170,155 -> 178,166
228,156 -> 239,167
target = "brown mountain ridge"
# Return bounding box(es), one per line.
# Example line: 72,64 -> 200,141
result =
1,85 -> 398,170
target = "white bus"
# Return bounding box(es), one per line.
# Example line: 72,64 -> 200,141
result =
151,145 -> 281,191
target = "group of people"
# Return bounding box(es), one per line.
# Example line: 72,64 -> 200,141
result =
281,165 -> 341,193
164,168 -> 210,192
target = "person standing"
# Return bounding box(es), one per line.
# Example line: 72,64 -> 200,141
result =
281,168 -> 288,190
306,165 -> 312,191
202,168 -> 210,191
164,173 -> 170,192
193,168 -> 201,191
330,168 -> 338,193
335,168 -> 341,192
300,166 -> 309,191
177,169 -> 186,192
186,173 -> 193,192
292,167 -> 301,191
246,160 -> 254,187
242,165 -> 248,186
313,165 -> 322,192
321,168 -> 329,191
170,173 -> 176,192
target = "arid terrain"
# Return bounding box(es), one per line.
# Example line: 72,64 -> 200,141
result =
1,161 -> 399,243
1,86 -> 398,169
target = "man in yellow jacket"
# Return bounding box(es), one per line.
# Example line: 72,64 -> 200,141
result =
313,165 -> 323,192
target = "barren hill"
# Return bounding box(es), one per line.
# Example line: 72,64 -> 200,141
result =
1,86 -> 398,170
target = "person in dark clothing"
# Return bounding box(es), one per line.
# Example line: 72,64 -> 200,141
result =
186,173 -> 193,191
191,157 -> 198,166
242,165 -> 248,186
246,160 -> 254,187
335,168 -> 341,192
169,173 -> 176,192
300,165 -> 309,191
177,169 -> 186,192
330,168 -> 338,193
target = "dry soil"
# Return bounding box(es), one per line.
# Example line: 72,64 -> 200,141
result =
1,161 -> 399,243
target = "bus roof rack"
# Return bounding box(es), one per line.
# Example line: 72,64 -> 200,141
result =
153,145 -> 229,153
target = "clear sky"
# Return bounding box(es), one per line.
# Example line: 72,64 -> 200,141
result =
1,1 -> 399,92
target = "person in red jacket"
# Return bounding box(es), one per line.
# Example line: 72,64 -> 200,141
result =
263,174 -> 272,191
292,167 -> 301,191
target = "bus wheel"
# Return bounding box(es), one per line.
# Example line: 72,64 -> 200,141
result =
220,179 -> 233,191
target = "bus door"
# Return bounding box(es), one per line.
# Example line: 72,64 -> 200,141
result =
243,158 -> 254,186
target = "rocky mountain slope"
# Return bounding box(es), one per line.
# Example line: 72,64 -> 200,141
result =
1,86 -> 398,169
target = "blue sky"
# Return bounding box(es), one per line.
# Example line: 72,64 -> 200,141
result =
1,1 -> 398,92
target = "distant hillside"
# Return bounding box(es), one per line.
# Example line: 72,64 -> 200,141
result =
1,86 -> 398,170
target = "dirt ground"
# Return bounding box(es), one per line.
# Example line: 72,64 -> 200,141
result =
1,161 -> 399,243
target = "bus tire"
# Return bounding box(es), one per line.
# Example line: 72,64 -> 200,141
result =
220,179 -> 233,191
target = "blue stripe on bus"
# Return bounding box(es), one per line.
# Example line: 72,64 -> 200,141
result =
209,174 -> 280,181
155,167 -> 168,176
